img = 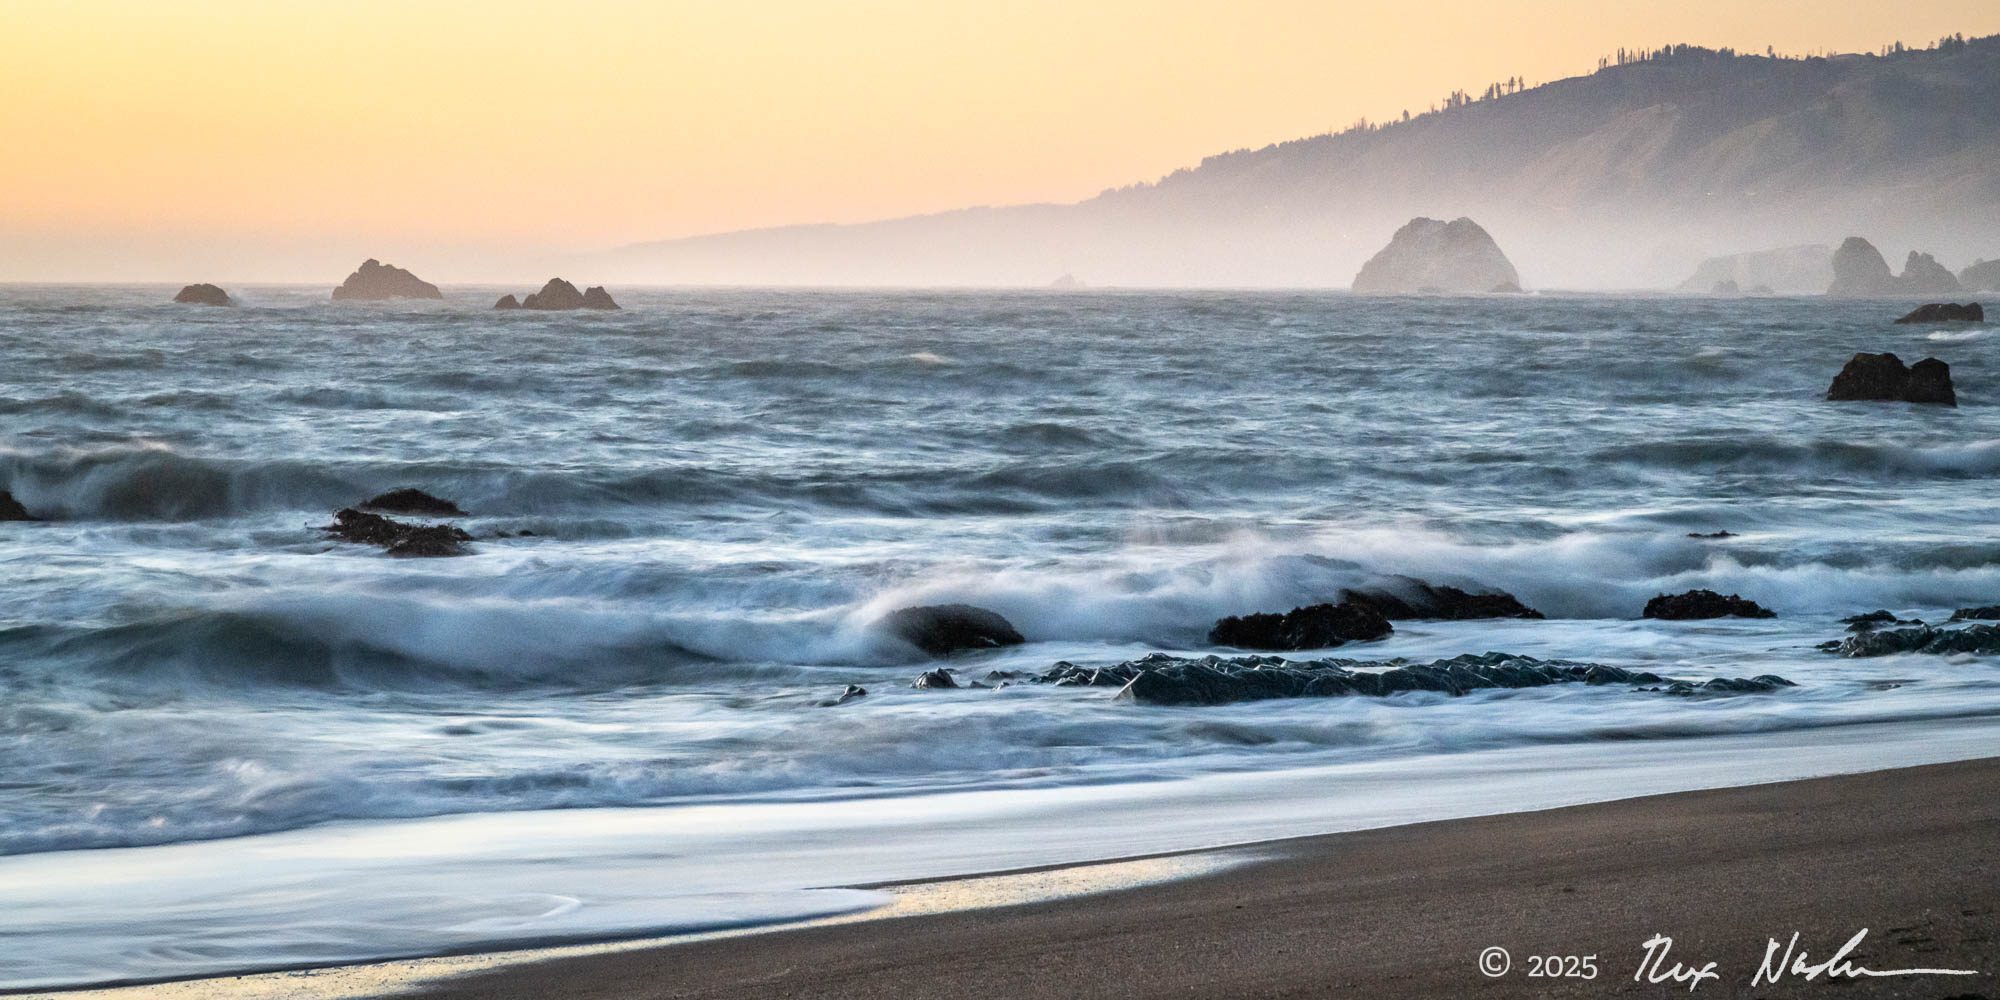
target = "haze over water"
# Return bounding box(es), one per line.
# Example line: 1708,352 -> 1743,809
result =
3,286 -> 1999,986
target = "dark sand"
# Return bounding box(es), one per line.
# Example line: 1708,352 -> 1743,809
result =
412,759 -> 2000,999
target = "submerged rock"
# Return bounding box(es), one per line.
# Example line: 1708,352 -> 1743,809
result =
1829,623 -> 2000,657
1339,582 -> 1542,620
321,508 -> 472,557
172,283 -> 232,306
1208,601 -> 1392,650
332,259 -> 443,301
1686,530 -> 1735,539
1351,217 -> 1520,294
0,490 -> 35,521
359,488 -> 467,517
878,604 -> 1026,657
494,294 -> 521,310
1026,651 -> 1792,707
1895,302 -> 1984,324
1643,590 -> 1775,620
1825,352 -> 1956,406
818,684 -> 868,706
1842,610 -> 1924,632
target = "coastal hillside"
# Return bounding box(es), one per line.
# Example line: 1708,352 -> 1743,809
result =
603,35 -> 2000,289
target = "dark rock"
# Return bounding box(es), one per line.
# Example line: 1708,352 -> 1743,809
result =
172,283 -> 232,306
1841,610 -> 1923,632
1828,237 -> 1895,296
1825,352 -> 1956,406
1686,530 -> 1735,539
912,669 -> 959,689
1351,217 -> 1520,294
0,490 -> 35,521
1208,601 -> 1393,650
1642,590 -> 1775,620
1895,302 -> 1984,324
332,259 -> 443,301
1338,582 -> 1542,620
1829,623 -> 2000,657
1027,651 -> 1791,707
358,488 -> 466,517
1961,259 -> 2000,292
878,604 -> 1026,657
581,286 -> 621,310
1950,605 -> 2000,621
1897,252 -> 1963,295
494,294 -> 521,310
321,507 -> 472,557
522,278 -> 585,310
818,684 -> 868,706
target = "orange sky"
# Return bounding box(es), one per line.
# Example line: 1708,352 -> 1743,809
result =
3,0 -> 1996,280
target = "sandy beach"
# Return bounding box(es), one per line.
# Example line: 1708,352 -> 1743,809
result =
403,758 -> 2000,1000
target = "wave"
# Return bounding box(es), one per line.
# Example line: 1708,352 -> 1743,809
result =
1593,436 -> 2000,478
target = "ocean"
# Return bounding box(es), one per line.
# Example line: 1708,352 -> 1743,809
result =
3,285 -> 1998,988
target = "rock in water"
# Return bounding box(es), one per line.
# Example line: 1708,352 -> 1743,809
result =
521,278 -> 586,310
1339,582 -> 1542,620
494,294 -> 521,310
172,283 -> 232,306
1642,590 -> 1775,620
1827,237 -> 1895,296
878,604 -> 1026,657
359,488 -> 467,517
332,259 -> 443,301
581,286 -> 620,310
1895,302 -> 1984,324
1897,252 -> 1962,295
1351,217 -> 1520,294
1208,602 -> 1392,650
1830,623 -> 2000,657
0,490 -> 35,521
1949,605 -> 2000,621
911,669 -> 959,689
321,508 -> 473,557
1961,260 -> 2000,292
1825,352 -> 1956,406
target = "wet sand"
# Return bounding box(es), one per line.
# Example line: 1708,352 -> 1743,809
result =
407,757 -> 2000,999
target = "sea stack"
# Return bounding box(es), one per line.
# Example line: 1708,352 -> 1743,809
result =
332,259 -> 443,301
1897,252 -> 1963,295
510,279 -> 620,310
1827,238 -> 1965,296
172,283 -> 232,306
1962,260 -> 2000,292
1352,217 -> 1520,294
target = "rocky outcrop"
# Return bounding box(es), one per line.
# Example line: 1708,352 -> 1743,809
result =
1827,623 -> 2000,657
1208,602 -> 1392,650
321,508 -> 472,557
877,604 -> 1026,657
1825,352 -> 1956,406
332,259 -> 443,301
1897,252 -> 1962,295
1828,237 -> 1895,296
505,279 -> 622,311
0,490 -> 35,521
1842,610 -> 1923,632
172,283 -> 232,306
1895,302 -> 1984,324
818,684 -> 868,706
359,488 -> 467,517
1025,652 -> 1793,707
1677,245 -> 1832,295
1339,582 -> 1542,621
494,294 -> 521,310
1351,217 -> 1520,294
1961,260 -> 2000,292
1950,605 -> 2000,621
1642,590 -> 1775,620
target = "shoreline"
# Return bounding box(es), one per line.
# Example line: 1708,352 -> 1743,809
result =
25,756 -> 1999,1000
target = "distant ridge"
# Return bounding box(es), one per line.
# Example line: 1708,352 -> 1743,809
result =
604,34 -> 2000,289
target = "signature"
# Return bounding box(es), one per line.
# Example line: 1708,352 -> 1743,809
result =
1627,929 -> 1981,991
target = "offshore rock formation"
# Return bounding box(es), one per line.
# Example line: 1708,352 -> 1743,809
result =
1825,352 -> 1956,406
332,259 -> 443,301
321,508 -> 472,557
1677,245 -> 1832,295
172,283 -> 232,306
878,604 -> 1026,657
1351,217 -> 1520,294
1827,238 -> 1964,296
1642,590 -> 1775,619
1339,582 -> 1543,620
1021,652 -> 1794,707
1895,302 -> 1984,324
1962,259 -> 2000,292
358,488 -> 467,517
1897,252 -> 1963,295
0,490 -> 35,521
1828,623 -> 2000,657
1208,602 -> 1393,650
500,279 -> 621,310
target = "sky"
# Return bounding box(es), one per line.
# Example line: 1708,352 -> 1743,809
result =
3,0 -> 1997,281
